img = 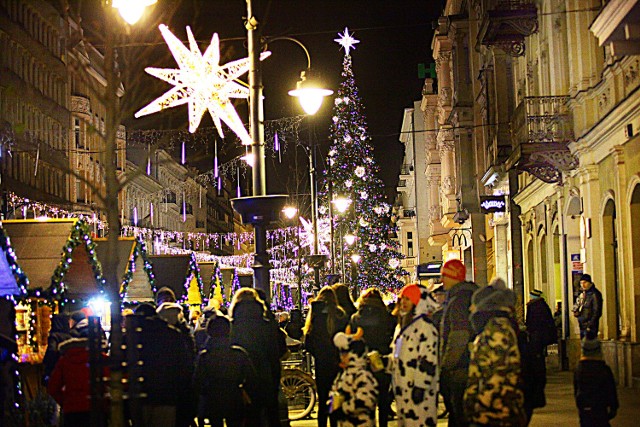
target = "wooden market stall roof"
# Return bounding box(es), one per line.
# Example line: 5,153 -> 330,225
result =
148,254 -> 203,305
1,219 -> 104,299
94,237 -> 156,303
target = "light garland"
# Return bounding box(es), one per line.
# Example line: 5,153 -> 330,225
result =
119,237 -> 157,307
49,219 -> 106,303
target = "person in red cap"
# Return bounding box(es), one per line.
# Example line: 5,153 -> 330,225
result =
439,259 -> 478,427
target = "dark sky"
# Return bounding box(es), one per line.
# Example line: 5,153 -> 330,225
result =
107,0 -> 445,199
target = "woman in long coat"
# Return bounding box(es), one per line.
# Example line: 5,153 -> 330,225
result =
304,286 -> 349,427
230,288 -> 284,427
390,284 -> 439,427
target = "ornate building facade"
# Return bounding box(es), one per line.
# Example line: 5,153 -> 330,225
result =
425,0 -> 640,385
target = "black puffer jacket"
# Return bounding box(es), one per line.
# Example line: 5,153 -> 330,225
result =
350,298 -> 395,355
230,300 -> 283,406
304,301 -> 348,381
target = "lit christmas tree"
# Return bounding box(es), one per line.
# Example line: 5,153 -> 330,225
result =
318,28 -> 406,294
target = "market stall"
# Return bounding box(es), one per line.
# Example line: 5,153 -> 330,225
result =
148,253 -> 204,309
0,224 -> 29,415
2,219 -> 106,364
94,237 -> 156,307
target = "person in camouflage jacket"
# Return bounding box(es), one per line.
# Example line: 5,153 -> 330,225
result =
464,279 -> 526,427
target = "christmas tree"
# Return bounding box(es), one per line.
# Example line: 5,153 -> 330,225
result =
318,29 -> 406,294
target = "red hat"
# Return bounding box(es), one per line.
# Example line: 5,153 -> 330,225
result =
441,259 -> 466,282
399,284 -> 421,306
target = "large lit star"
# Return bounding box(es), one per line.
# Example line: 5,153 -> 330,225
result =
135,25 -> 270,145
334,27 -> 360,56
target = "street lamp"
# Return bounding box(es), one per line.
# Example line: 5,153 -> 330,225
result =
234,0 -> 332,303
112,0 -> 157,25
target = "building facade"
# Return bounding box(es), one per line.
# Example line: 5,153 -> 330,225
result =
427,0 -> 640,385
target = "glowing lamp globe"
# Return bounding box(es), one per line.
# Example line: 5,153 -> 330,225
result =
113,0 -> 157,25
344,234 -> 356,245
332,197 -> 352,214
283,206 -> 298,220
289,71 -> 333,115
351,254 -> 362,263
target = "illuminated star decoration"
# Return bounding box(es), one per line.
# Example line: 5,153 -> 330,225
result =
135,24 -> 271,145
334,27 -> 360,56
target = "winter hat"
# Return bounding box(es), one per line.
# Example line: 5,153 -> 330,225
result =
70,310 -> 87,324
156,287 -> 176,304
441,259 -> 466,282
206,315 -> 231,338
530,289 -> 543,299
399,284 -> 422,306
580,274 -> 592,283
134,302 -> 157,317
472,281 -> 516,313
581,338 -> 602,357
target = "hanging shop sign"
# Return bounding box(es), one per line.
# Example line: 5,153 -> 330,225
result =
480,195 -> 507,214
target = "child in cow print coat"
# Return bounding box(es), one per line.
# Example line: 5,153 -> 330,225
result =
329,326 -> 379,427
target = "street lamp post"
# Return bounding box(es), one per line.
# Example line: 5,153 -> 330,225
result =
234,0 -> 331,304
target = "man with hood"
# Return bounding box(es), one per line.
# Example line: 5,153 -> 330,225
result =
438,259 -> 478,427
390,284 -> 440,427
464,279 -> 525,426
155,287 -> 189,333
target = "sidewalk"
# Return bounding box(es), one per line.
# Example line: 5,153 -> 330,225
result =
291,369 -> 640,427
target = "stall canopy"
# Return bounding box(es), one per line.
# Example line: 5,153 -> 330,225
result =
0,225 -> 28,298
2,219 -> 105,300
148,254 -> 203,305
95,237 -> 156,304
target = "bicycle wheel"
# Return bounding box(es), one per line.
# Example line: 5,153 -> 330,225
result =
280,369 -> 317,420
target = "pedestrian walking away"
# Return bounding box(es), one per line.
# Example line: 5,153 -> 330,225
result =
574,339 -> 618,427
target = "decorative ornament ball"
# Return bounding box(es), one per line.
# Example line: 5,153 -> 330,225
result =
360,191 -> 368,200
389,258 -> 400,269
369,244 -> 377,252
345,180 -> 353,188
318,206 -> 327,215
355,166 -> 365,178
343,97 -> 350,104
344,135 -> 352,143
332,116 -> 339,123
366,157 -> 373,163
380,243 -> 387,251
359,218 -> 369,227
329,158 -> 335,166
329,149 -> 337,157
335,97 -> 342,105
373,205 -> 384,215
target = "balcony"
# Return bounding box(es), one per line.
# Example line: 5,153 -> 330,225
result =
478,0 -> 538,56
506,96 -> 578,183
399,164 -> 414,178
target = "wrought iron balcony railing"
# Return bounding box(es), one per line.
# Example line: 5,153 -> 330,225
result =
478,0 -> 538,56
507,96 -> 578,183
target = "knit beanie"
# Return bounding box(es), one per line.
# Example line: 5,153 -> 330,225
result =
580,274 -> 592,283
472,281 -> 516,313
399,284 -> 422,306
530,289 -> 543,299
581,338 -> 602,357
441,259 -> 466,282
207,315 -> 231,338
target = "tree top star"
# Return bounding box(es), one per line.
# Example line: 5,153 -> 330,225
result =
335,27 -> 360,57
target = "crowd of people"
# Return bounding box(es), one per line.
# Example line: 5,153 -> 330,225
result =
40,263 -> 617,427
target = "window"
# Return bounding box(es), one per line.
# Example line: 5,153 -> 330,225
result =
407,231 -> 414,257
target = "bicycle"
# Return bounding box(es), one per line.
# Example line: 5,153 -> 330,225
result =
280,341 -> 317,420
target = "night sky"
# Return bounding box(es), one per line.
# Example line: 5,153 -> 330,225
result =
85,0 -> 445,200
